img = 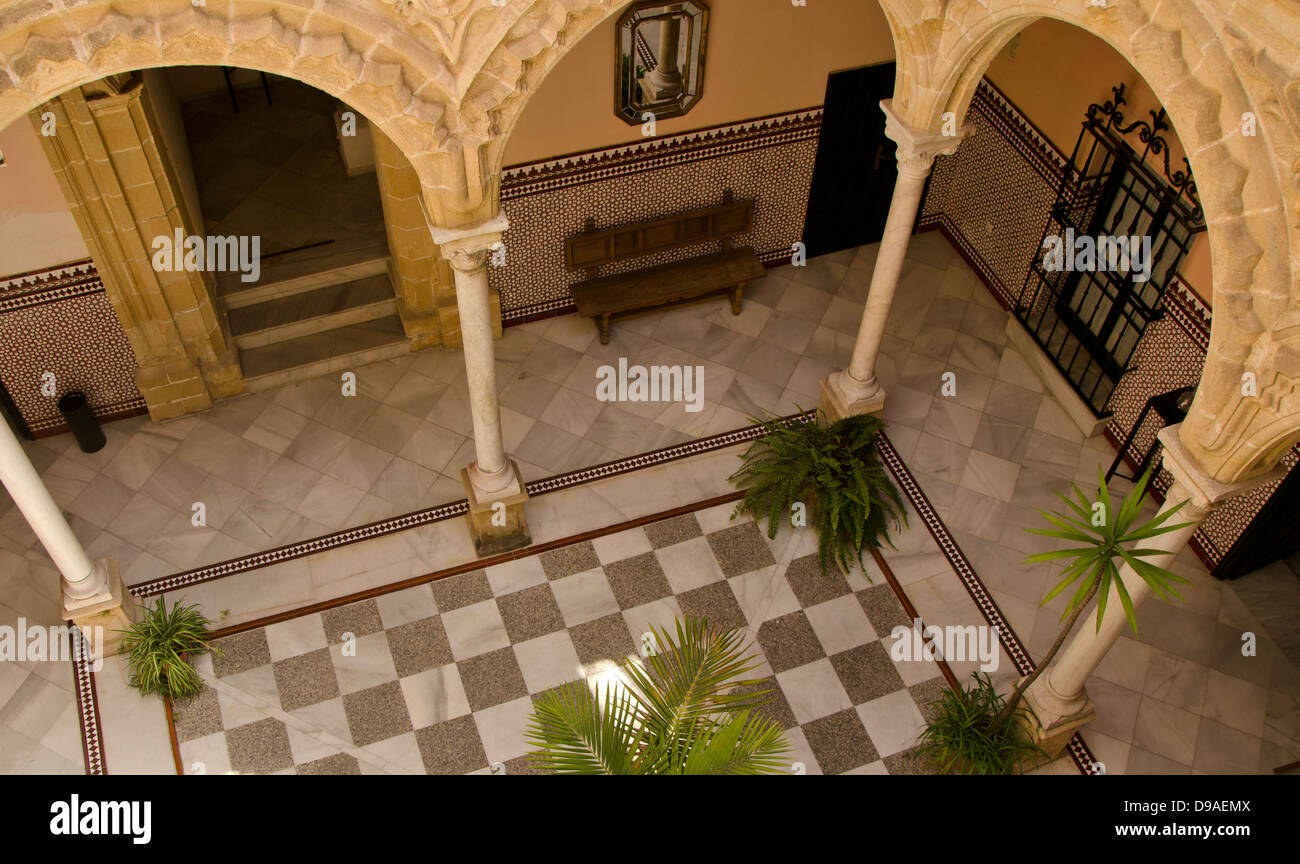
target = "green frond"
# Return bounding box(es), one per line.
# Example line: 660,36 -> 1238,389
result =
525,617 -> 792,775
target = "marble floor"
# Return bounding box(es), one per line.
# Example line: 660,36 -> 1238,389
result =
2,231 -> 1298,774
0,243 -> 872,587
172,499 -> 956,775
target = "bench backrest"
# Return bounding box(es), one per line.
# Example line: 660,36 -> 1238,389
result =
565,192 -> 754,274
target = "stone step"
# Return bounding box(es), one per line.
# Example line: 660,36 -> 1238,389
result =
239,314 -> 410,393
219,230 -> 390,309
228,273 -> 398,349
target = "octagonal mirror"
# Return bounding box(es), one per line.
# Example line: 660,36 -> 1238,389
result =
616,1 -> 709,125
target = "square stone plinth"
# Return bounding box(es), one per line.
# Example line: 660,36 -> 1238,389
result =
461,461 -> 532,557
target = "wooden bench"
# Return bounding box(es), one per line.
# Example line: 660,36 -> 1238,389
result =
565,192 -> 766,345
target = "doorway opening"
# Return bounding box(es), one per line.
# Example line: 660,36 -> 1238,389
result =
170,69 -> 407,390
801,62 -> 898,259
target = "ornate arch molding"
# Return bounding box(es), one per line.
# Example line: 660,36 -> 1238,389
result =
427,0 -> 624,227
0,1 -> 478,171
877,0 -> 1300,483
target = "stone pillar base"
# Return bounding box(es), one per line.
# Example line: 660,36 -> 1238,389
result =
461,460 -> 532,557
1018,675 -> 1096,760
63,560 -> 138,660
819,372 -> 886,423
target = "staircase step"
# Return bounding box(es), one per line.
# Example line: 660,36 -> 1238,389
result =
240,315 -> 410,393
229,274 -> 398,349
220,230 -> 390,309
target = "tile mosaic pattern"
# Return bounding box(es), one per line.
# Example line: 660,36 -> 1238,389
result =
496,110 -> 822,319
172,505 -> 946,775
0,262 -> 145,434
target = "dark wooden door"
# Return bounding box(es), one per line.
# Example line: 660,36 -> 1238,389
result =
1213,460 -> 1300,580
801,62 -> 898,258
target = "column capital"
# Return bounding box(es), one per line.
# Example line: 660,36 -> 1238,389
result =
431,215 -> 508,273
1159,423 -> 1286,518
880,99 -> 971,179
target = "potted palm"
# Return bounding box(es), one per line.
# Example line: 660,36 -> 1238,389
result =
729,410 -> 907,577
525,617 -> 792,774
118,597 -> 220,701
915,465 -> 1193,774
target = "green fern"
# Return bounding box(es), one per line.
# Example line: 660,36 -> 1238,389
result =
729,409 -> 907,577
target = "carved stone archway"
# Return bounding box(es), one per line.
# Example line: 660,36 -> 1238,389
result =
873,0 -> 1300,485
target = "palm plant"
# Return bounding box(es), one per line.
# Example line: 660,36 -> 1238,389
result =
988,464 -> 1192,732
730,410 -> 907,577
525,617 -> 792,774
915,671 -> 1044,775
915,465 -> 1193,773
118,598 -> 220,700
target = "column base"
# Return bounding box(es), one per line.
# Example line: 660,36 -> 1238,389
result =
1018,674 -> 1096,760
461,460 -> 532,558
819,371 -> 886,422
63,560 -> 138,661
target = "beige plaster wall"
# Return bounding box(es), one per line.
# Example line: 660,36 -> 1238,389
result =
502,0 -> 895,165
0,119 -> 89,276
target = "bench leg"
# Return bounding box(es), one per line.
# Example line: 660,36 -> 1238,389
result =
596,313 -> 611,345
729,283 -> 745,316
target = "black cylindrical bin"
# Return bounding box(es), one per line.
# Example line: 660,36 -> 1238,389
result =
58,391 -> 106,453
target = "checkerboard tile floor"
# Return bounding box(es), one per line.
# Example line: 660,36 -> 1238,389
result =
174,504 -> 948,775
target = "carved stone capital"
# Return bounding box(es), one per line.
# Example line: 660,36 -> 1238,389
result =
431,215 -> 509,273
1160,423 -> 1287,518
880,99 -> 971,179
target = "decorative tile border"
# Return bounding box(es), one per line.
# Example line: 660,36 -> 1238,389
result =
70,626 -> 107,775
875,433 -> 1096,776
130,414 -> 813,598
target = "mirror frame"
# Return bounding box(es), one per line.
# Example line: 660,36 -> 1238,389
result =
614,1 -> 710,126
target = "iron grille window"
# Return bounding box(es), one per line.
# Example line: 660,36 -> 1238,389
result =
1015,84 -> 1206,415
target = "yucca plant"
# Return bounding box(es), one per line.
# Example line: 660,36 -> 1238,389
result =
118,598 -> 219,700
915,465 -> 1195,774
525,617 -> 792,774
730,409 -> 906,577
915,672 -> 1044,774
987,464 -> 1193,733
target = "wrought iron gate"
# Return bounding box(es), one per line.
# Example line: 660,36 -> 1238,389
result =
1015,84 -> 1205,415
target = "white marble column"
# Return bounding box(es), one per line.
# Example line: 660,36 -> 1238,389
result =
821,100 -> 969,419
1022,424 -> 1285,754
0,416 -> 110,607
432,216 -> 517,499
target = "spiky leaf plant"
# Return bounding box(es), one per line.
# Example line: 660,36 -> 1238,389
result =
118,598 -> 219,700
914,672 -> 1044,775
525,617 -> 792,774
987,463 -> 1193,733
729,410 -> 906,577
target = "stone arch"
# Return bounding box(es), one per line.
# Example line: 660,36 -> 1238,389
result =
875,0 -> 1300,483
0,0 -> 621,218
0,1 -> 464,181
